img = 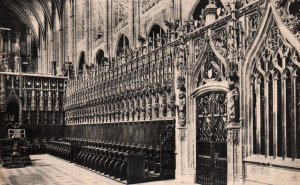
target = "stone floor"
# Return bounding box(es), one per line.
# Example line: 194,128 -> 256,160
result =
0,154 -> 182,185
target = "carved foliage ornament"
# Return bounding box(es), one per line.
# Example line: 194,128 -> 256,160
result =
196,93 -> 227,143
273,0 -> 300,40
227,129 -> 239,145
179,127 -> 186,141
141,0 -> 163,14
161,124 -> 175,150
246,12 -> 262,47
210,27 -> 229,58
194,35 -> 206,61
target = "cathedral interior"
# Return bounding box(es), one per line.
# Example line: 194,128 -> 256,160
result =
0,0 -> 299,184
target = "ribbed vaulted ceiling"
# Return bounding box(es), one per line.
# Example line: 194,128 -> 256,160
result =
0,0 -> 61,41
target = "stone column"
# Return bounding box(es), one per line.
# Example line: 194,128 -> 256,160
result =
108,0 -> 113,58
0,74 -> 5,112
226,86 -> 242,185
174,0 -> 182,24
135,0 -> 141,47
58,27 -> 63,75
85,0 -> 90,65
226,125 -> 241,184
224,65 -> 243,179
174,31 -> 190,183
105,0 -> 109,57
37,43 -> 41,73
27,29 -> 32,57
88,0 -> 93,66
24,90 -> 27,111
18,73 -> 23,125
48,91 -> 52,112
31,90 -> 35,111
0,30 -> 3,53
70,0 -> 76,71
129,0 -> 135,47
15,55 -> 21,72
15,32 -> 21,56
49,30 -> 54,74
40,91 -> 44,111
42,33 -> 47,74
226,2 -> 243,183
8,32 -> 11,53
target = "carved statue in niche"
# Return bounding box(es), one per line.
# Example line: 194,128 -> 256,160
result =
227,67 -> 239,124
130,98 -> 135,120
168,90 -> 176,117
178,91 -> 186,126
141,96 -> 146,120
197,95 -> 209,116
217,93 -> 227,115
125,99 -> 130,120
227,129 -> 239,145
136,97 -> 140,120
154,93 -> 159,118
147,94 -> 152,119
194,36 -> 206,61
161,92 -> 167,117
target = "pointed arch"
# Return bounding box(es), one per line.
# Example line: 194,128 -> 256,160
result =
148,23 -> 166,49
243,3 -> 300,76
147,23 -> 166,37
78,51 -> 85,74
5,99 -> 19,123
191,38 -> 228,90
190,0 -> 224,19
242,2 -> 300,160
115,33 -> 129,57
96,50 -> 104,66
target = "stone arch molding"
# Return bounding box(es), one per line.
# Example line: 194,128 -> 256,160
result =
240,1 -> 300,161
147,22 -> 167,37
191,33 -> 229,93
4,90 -> 20,113
114,33 -> 130,56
